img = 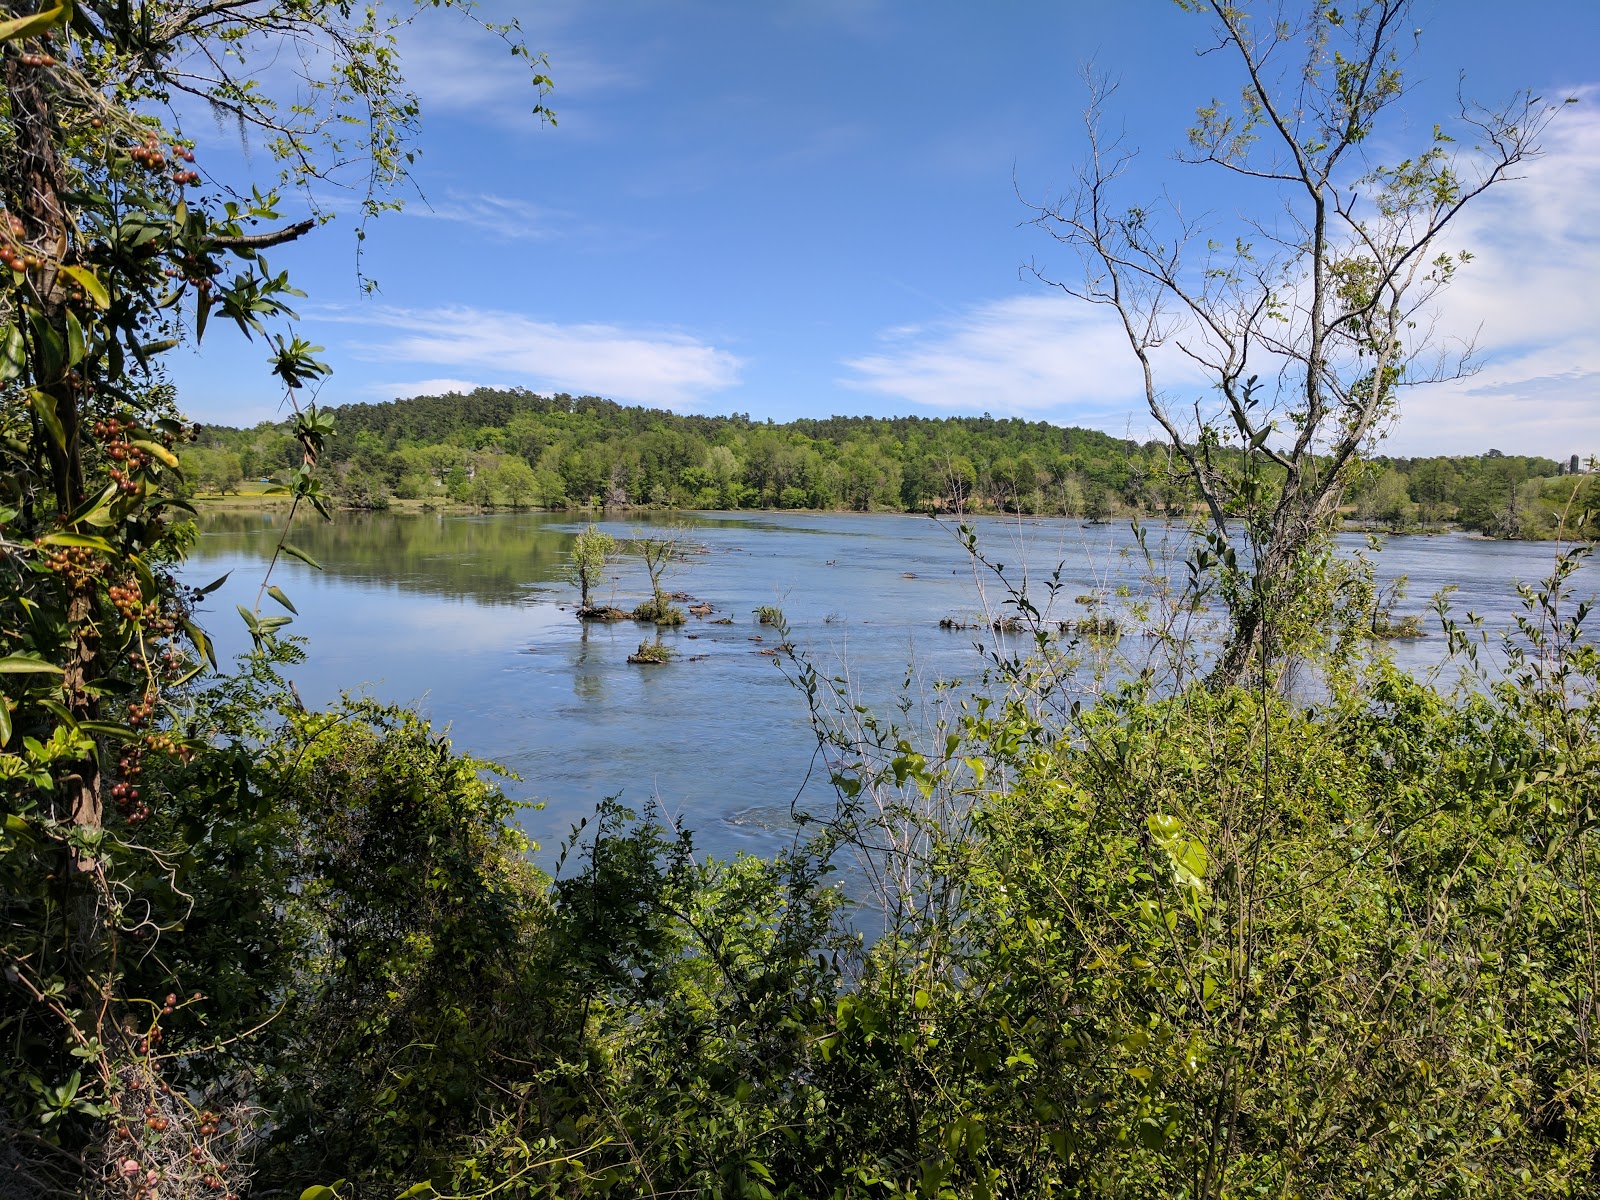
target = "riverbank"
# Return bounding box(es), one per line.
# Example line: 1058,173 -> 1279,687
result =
189,491 -> 1583,543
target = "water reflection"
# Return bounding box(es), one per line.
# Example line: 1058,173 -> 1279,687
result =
189,510 -> 1589,871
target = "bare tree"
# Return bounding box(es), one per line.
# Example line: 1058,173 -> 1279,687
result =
1026,0 -> 1566,687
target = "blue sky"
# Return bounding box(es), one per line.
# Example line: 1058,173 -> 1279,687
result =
168,1 -> 1600,458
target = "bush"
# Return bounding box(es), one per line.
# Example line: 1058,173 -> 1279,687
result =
248,701 -> 554,1192
772,545 -> 1600,1198
628,640 -> 675,664
634,596 -> 686,625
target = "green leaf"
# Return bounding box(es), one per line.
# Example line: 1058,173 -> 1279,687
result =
196,573 -> 230,597
76,721 -> 139,741
1147,813 -> 1209,892
28,311 -> 61,379
59,265 -> 109,310
266,585 -> 297,614
0,323 -> 24,383
1147,813 -> 1183,839
40,532 -> 114,553
0,699 -> 12,748
279,542 -> 322,570
27,389 -> 66,454
64,310 -> 86,368
64,483 -> 118,530
180,620 -> 216,678
35,698 -> 74,725
0,0 -> 69,44
0,656 -> 64,674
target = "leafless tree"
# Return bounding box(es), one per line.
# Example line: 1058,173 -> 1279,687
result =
1026,0 -> 1567,686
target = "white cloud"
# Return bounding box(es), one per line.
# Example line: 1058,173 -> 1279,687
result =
390,3 -> 640,132
391,16 -> 556,126
844,89 -> 1600,458
366,377 -> 481,401
407,191 -> 557,239
839,293 -> 1203,432
343,306 -> 743,409
1390,88 -> 1600,456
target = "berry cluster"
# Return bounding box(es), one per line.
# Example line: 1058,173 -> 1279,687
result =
113,741 -> 148,824
125,693 -> 155,729
94,416 -> 153,494
38,541 -> 100,588
171,156 -> 201,187
1,210 -> 36,274
126,136 -> 201,186
109,580 -> 146,621
164,250 -> 220,292
92,416 -> 132,438
126,136 -> 169,173
17,51 -> 57,68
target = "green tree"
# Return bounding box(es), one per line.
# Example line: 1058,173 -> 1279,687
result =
497,455 -> 537,508
1358,466 -> 1417,527
631,527 -> 685,623
565,523 -> 617,612
469,458 -> 499,509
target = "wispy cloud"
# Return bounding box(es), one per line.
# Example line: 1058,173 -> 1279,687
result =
342,306 -> 743,409
839,294 -> 1202,432
392,4 -> 641,133
391,18 -> 556,126
407,191 -> 558,239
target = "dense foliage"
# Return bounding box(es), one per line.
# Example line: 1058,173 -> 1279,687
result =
190,386 -> 1591,535
1350,452 -> 1598,538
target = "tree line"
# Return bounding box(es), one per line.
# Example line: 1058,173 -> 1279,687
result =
187,387 -> 1592,537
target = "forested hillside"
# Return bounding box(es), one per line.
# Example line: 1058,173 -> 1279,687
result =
188,386 -> 1594,536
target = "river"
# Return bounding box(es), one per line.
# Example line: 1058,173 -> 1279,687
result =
188,509 -> 1589,869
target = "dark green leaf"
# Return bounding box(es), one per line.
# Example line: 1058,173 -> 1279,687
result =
279,543 -> 322,570
181,618 -> 217,671
0,323 -> 24,383
28,390 -> 67,454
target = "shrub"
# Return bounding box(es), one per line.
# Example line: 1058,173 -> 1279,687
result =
628,640 -> 675,664
633,597 -> 686,625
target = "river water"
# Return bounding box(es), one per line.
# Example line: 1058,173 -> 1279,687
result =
188,510 -> 1589,868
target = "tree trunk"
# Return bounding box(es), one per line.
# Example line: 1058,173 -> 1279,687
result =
5,45 -> 101,860
1207,481 -> 1343,690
